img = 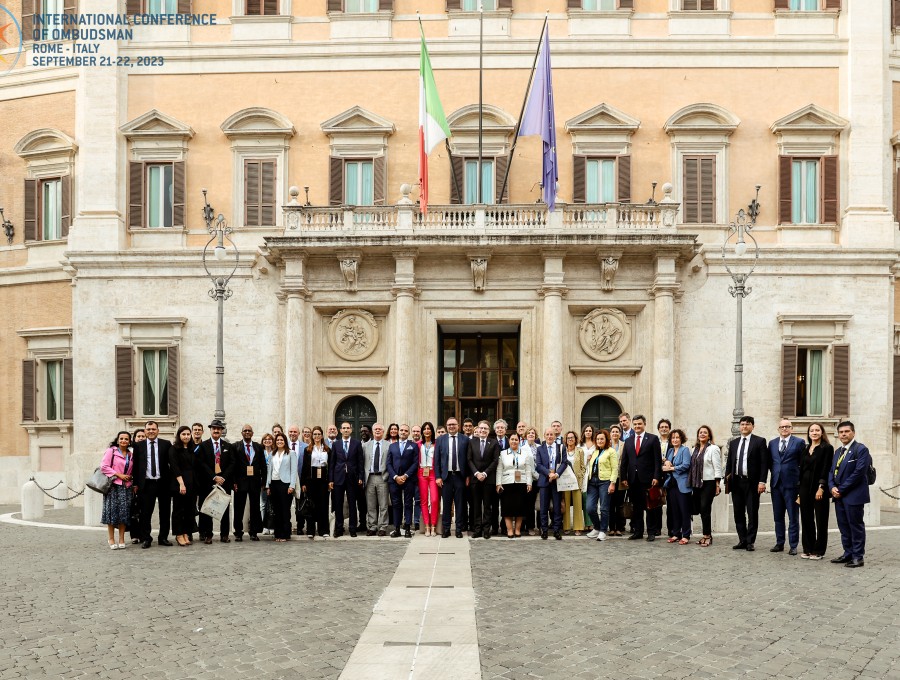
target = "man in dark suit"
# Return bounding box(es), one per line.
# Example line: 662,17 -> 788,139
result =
387,424 -> 419,538
233,424 -> 266,541
725,415 -> 768,551
131,420 -> 173,548
328,421 -> 364,537
768,418 -> 806,555
617,414 -> 662,542
535,429 -> 568,540
197,419 -> 236,544
434,417 -> 469,538
828,421 -> 872,568
287,425 -> 308,536
467,420 -> 500,539
489,419 -> 509,535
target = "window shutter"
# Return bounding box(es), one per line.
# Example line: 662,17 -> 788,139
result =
378,0 -> 393,9
246,0 -> 260,13
264,0 -> 278,14
497,0 -> 512,8
822,155 -> 838,224
116,345 -> 134,418
446,0 -> 462,8
60,176 -> 71,238
22,0 -> 35,39
683,156 -> 699,223
373,155 -> 386,206
699,156 -> 715,223
63,0 -> 76,16
894,0 -> 900,28
774,0 -> 789,9
572,155 -> 586,204
832,344 -> 849,417
780,344 -> 798,418
172,161 -> 185,228
166,345 -> 179,417
778,155 -> 792,225
494,155 -> 509,204
567,0 -> 581,8
327,0 -> 342,11
62,358 -> 73,421
700,0 -> 715,9
126,0 -> 141,14
618,0 -> 634,8
260,160 -> 276,225
24,179 -> 37,241
449,155 -> 464,205
824,0 -> 840,9
177,0 -> 191,12
329,157 -> 344,206
22,359 -> 36,422
617,154 -> 631,203
896,167 -> 900,222
244,160 -> 260,226
129,162 -> 144,229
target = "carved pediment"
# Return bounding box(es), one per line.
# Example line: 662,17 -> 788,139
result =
447,104 -> 515,132
221,107 -> 295,138
770,104 -> 848,135
565,103 -> 640,134
121,109 -> 194,140
665,103 -> 740,136
321,106 -> 396,136
14,128 -> 77,160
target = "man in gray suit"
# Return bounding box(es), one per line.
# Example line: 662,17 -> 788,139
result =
363,422 -> 390,536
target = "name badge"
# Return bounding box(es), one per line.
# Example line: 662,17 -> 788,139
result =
246,465 -> 254,477
515,470 -> 522,482
422,466 -> 431,477
215,463 -> 221,474
316,468 -> 323,479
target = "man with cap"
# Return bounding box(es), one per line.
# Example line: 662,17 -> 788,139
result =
197,419 -> 236,544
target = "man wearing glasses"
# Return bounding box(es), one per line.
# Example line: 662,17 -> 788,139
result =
767,419 -> 805,555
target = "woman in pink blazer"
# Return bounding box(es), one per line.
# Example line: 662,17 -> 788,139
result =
417,422 -> 440,536
100,431 -> 134,550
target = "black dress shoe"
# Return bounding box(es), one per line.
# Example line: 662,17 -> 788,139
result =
442,531 -> 451,538
845,559 -> 864,568
220,536 -> 230,543
733,542 -> 748,550
250,535 -> 259,541
404,528 -> 413,538
366,529 -> 376,536
234,536 -> 243,542
131,538 -> 141,545
627,534 -> 643,541
414,523 -> 420,531
204,537 -> 212,545
788,548 -> 797,556
746,544 -> 755,551
554,532 -> 562,540
349,531 -> 357,538
541,531 -> 548,540
483,532 -> 490,539
390,529 -> 400,538
646,535 -> 655,542
472,531 -> 483,539
377,530 -> 387,537
158,539 -> 173,546
455,531 -> 463,538
770,544 -> 784,553
141,540 -> 152,549
831,554 -> 851,563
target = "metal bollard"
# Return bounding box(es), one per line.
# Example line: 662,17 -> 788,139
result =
21,480 -> 45,521
83,487 -> 104,526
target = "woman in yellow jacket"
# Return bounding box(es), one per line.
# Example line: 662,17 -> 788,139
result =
585,429 -> 618,541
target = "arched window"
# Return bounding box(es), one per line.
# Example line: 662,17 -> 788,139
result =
579,395 -> 622,432
334,395 -> 377,438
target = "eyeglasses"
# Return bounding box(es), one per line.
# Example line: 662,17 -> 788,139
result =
242,429 -> 252,433
778,425 -> 792,430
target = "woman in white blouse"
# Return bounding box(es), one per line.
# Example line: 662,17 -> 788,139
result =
495,433 -> 534,538
301,426 -> 331,540
689,424 -> 723,547
417,421 -> 440,537
265,432 -> 297,543
579,424 -> 596,533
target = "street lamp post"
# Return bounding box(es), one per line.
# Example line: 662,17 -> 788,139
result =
722,186 -> 761,439
201,189 -> 238,431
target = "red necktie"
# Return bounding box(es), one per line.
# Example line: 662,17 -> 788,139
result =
214,441 -> 220,465
246,443 -> 252,463
635,435 -> 641,456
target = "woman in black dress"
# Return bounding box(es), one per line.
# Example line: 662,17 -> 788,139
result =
169,425 -> 198,546
798,422 -> 833,560
301,426 -> 331,539
495,433 -> 533,538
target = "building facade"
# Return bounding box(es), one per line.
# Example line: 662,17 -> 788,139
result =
0,0 -> 898,509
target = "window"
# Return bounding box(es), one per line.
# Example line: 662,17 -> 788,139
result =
344,160 -> 374,206
791,159 -> 818,225
22,176 -> 70,242
41,178 -> 62,240
20,341 -> 72,424
244,159 -> 276,226
795,347 -> 824,416
462,0 -> 497,9
344,0 -> 377,11
146,164 -> 174,228
245,0 -> 278,14
789,0 -> 817,9
682,156 -> 716,224
146,0 -> 176,12
583,0 -> 616,9
45,360 -> 63,421
464,159 -> 494,204
141,349 -> 169,417
586,158 -> 616,202
40,0 -> 63,17
682,0 -> 715,8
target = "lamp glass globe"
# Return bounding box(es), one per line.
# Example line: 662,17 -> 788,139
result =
214,245 -> 226,261
734,240 -> 748,257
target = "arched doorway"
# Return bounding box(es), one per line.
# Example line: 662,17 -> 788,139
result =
579,395 -> 622,432
334,395 -> 377,439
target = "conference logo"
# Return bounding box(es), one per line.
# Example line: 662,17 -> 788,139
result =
0,4 -> 24,76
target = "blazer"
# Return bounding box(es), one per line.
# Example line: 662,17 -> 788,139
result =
287,439 -> 308,481
267,448 -> 299,489
467,437 -> 500,482
196,438 -> 236,490
618,432 -> 662,487
100,446 -> 133,488
387,440 -> 419,487
234,439 -> 267,490
768,434 -> 805,490
434,432 -> 470,481
496,448 -> 534,486
534,441 -> 568,488
725,433 -> 768,486
362,438 -> 390,485
699,444 -> 724,481
827,440 -> 871,506
301,445 -> 330,487
329,438 -> 364,487
132,437 -> 172,488
167,445 -> 195,493
586,447 -> 619,484
566,447 -> 586,486
798,441 -> 833,500
489,434 -> 509,451
665,444 -> 693,494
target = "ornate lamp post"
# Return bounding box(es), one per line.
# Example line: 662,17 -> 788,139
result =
201,189 -> 238,431
722,186 -> 761,438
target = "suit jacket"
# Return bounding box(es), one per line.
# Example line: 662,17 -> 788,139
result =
725,433 -> 768,486
363,438 -> 390,485
234,440 -> 267,490
328,438 -> 364,487
132,437 -> 173,488
798,442 -> 833,499
489,434 -> 509,451
287,440 -> 308,484
167,445 -> 194,494
197,437 -> 236,491
827,441 -> 871,505
300,445 -> 329,487
467,437 -> 500,482
618,432 -> 662,487
387,440 -> 419,488
534,441 -> 568,488
768,435 -> 805,490
434,432 -> 470,481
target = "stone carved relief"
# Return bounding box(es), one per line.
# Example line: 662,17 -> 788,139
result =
600,257 -> 619,292
339,258 -> 358,292
328,309 -> 378,361
579,308 -> 631,362
471,258 -> 488,291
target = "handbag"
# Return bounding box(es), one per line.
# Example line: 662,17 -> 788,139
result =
622,491 -> 633,519
262,497 -> 275,530
200,485 -> 231,522
86,454 -> 115,495
647,486 -> 666,510
298,492 -> 314,519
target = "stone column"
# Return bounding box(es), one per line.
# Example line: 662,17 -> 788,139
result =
841,0 -> 894,249
540,250 -> 567,429
651,252 -> 678,424
282,253 -> 309,424
392,250 -> 418,423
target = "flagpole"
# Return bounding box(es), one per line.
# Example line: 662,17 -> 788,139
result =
498,12 -> 548,206
478,0 -> 484,204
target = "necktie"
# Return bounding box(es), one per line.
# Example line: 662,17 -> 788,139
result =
480,439 -> 485,457
246,443 -> 252,463
374,442 -> 381,471
737,438 -> 746,476
150,440 -> 157,478
834,447 -> 847,476
635,435 -> 641,456
451,436 -> 458,471
779,439 -> 786,454
214,441 -> 220,466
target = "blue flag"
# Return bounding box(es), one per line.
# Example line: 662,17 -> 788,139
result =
518,29 -> 558,211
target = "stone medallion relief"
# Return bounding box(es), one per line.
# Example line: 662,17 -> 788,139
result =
328,309 -> 378,361
579,308 -> 631,362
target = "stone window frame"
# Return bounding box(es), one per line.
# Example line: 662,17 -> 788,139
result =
14,128 -> 77,246
18,327 -> 73,426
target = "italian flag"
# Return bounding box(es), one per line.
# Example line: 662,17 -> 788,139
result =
418,27 -> 451,215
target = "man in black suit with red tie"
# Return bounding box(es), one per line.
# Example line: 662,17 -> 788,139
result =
725,415 -> 768,551
617,415 -> 662,542
132,420 -> 173,548
197,419 -> 235,544
328,421 -> 364,537
233,424 -> 266,541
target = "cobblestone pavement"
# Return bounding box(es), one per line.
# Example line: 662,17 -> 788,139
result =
0,507 -> 407,680
471,512 -> 900,680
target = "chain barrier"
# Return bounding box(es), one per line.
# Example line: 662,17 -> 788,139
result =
29,477 -> 85,502
879,482 -> 900,501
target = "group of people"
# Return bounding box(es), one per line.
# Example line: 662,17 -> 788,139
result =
97,412 -> 873,567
